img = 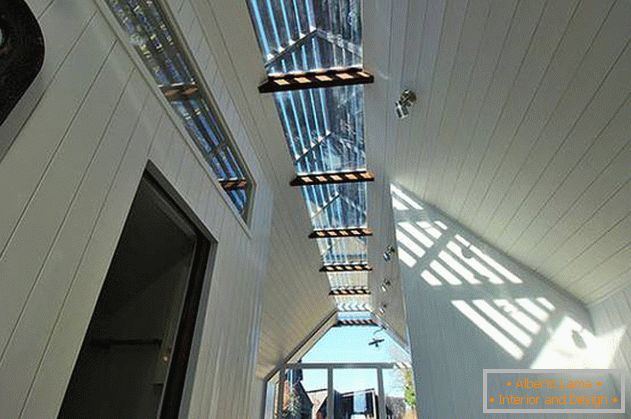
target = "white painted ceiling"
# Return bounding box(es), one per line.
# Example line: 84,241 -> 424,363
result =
193,0 -> 631,377
381,0 -> 631,306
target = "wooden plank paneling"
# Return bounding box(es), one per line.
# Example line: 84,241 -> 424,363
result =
0,1 -> 97,159
0,1 -> 275,418
387,0 -> 631,304
393,190 -> 602,418
589,285 -> 631,412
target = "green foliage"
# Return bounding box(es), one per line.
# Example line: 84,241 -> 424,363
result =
403,369 -> 416,407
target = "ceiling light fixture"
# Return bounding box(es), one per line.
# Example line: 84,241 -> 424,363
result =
381,278 -> 392,292
395,89 -> 417,120
378,303 -> 388,315
383,245 -> 396,262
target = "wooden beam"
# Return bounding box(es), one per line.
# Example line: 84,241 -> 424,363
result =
259,67 -> 374,93
337,303 -> 371,312
320,263 -> 372,273
309,227 -> 373,239
219,179 -> 248,191
160,82 -> 199,101
335,318 -> 378,327
290,170 -> 375,187
329,287 -> 371,296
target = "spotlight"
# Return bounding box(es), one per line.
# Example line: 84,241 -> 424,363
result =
462,247 -> 474,259
381,278 -> 392,292
383,245 -> 396,262
378,303 -> 388,315
395,89 -> 417,119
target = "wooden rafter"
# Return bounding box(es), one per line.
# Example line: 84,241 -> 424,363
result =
329,286 -> 371,296
219,179 -> 248,191
337,303 -> 371,312
290,170 -> 375,187
335,318 -> 378,327
259,67 -> 374,93
320,263 -> 372,273
160,83 -> 199,101
309,227 -> 373,239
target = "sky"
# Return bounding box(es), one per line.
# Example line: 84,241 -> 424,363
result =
297,325 -> 412,396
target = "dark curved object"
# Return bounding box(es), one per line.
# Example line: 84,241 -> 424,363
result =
0,0 -> 45,126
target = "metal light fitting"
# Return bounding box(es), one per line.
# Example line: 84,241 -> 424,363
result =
395,89 -> 417,119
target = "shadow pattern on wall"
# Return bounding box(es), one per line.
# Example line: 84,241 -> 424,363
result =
391,183 -> 625,369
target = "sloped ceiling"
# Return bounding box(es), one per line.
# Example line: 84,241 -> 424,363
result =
191,0 -> 631,377
381,0 -> 631,304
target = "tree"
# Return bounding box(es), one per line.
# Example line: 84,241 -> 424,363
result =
403,369 -> 416,407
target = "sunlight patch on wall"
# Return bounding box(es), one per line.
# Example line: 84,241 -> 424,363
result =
494,299 -> 541,334
390,183 -> 605,369
420,269 -> 442,286
395,229 -> 426,259
438,251 -> 481,285
515,298 -> 549,322
397,247 -> 417,268
531,316 -> 626,369
398,221 -> 435,248
392,196 -> 409,211
452,300 -> 524,360
430,260 -> 462,286
390,184 -> 423,209
471,300 -> 533,347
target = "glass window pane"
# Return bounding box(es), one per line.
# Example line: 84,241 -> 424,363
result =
317,237 -> 367,265
327,272 -> 368,289
302,183 -> 367,230
107,0 -> 253,221
274,85 -> 365,175
332,369 -> 379,419
264,379 -> 280,419
282,368 -> 328,419
383,368 -> 418,419
248,0 -> 362,73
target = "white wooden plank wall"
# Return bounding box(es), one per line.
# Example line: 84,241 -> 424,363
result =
393,189 -> 625,418
589,285 -> 631,418
0,0 -> 273,418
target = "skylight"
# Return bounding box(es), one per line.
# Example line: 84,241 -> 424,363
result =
247,0 -> 373,312
249,1 -> 362,74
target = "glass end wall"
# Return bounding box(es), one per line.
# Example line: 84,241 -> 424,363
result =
275,364 -> 416,419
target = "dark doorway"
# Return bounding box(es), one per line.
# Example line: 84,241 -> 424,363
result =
59,174 -> 211,418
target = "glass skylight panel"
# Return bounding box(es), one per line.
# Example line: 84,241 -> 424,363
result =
337,311 -> 373,323
327,272 -> 368,289
248,0 -> 362,74
318,237 -> 367,265
302,183 -> 367,230
274,85 -> 365,174
107,0 -> 253,220
248,0 -> 370,298
333,294 -> 371,307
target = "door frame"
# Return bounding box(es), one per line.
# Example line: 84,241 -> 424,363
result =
143,162 -> 218,418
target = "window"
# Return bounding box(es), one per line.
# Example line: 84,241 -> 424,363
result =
106,0 -> 254,220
